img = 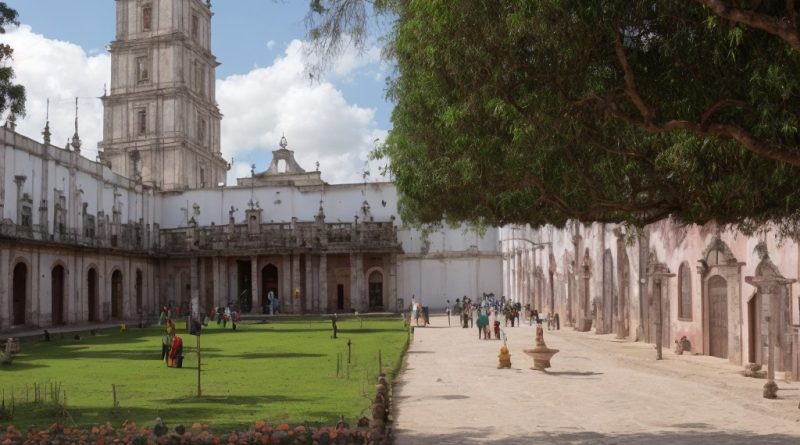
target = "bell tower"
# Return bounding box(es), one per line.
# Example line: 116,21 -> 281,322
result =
99,0 -> 227,190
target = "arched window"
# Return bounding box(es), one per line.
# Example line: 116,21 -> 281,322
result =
678,262 -> 692,319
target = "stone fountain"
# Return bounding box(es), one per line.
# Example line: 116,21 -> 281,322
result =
523,326 -> 559,371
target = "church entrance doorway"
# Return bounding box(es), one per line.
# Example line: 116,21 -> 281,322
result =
262,264 -> 279,312
237,260 -> 252,312
12,262 -> 27,326
368,271 -> 384,310
111,270 -> 123,319
708,275 -> 729,359
52,265 -> 65,325
135,269 -> 143,315
88,268 -> 98,322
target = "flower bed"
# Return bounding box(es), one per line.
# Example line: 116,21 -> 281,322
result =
0,420 -> 385,445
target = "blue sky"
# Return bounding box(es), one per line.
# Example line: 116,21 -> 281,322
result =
4,0 -> 393,184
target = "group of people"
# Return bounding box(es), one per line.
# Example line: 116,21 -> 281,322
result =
161,317 -> 183,368
215,302 -> 241,330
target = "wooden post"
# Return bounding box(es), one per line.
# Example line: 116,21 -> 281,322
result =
197,334 -> 202,397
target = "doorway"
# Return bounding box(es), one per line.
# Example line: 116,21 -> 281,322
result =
368,271 -> 384,310
708,275 -> 729,359
237,260 -> 252,312
88,268 -> 98,322
52,265 -> 65,325
12,263 -> 27,325
262,264 -> 279,312
111,270 -> 123,319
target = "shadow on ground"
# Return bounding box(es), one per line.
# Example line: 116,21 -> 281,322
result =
394,428 -> 800,445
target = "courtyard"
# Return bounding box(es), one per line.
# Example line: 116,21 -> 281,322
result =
0,317 -> 406,431
394,315 -> 800,445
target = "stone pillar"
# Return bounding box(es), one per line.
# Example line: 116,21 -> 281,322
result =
0,247 -> 9,329
190,257 -> 199,317
292,254 -> 301,314
350,253 -> 364,311
305,254 -> 314,312
319,254 -> 328,313
31,251 -> 40,327
212,256 -> 221,308
388,253 -> 398,312
251,256 -> 261,314
281,255 -> 291,311
746,268 -> 796,397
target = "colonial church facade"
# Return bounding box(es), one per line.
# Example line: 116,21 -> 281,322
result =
0,0 -> 502,330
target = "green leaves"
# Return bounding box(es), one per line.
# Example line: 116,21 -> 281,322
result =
308,0 -> 800,234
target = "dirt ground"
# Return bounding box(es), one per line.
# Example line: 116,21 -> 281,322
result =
393,315 -> 800,444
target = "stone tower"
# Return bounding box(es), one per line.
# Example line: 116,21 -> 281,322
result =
99,0 -> 228,190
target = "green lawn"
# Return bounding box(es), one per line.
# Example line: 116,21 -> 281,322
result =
0,317 -> 407,431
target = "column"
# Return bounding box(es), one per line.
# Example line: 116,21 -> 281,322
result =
319,254 -> 328,313
305,254 -> 313,312
212,256 -> 221,308
292,254 -> 301,314
190,257 -> 199,317
31,251 -> 40,327
0,247 -> 9,329
251,256 -> 261,314
388,253 -> 398,312
281,255 -> 291,312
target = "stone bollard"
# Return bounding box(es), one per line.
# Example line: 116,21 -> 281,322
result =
497,345 -> 512,369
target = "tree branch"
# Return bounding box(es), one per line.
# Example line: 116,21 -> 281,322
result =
700,99 -> 747,125
614,30 -> 654,123
696,0 -> 800,53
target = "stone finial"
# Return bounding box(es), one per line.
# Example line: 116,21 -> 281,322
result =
71,97 -> 82,153
279,133 -> 288,149
42,98 -> 52,145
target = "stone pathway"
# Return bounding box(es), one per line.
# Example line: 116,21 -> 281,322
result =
393,315 -> 800,444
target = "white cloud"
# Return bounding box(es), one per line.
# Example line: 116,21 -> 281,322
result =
266,40 -> 276,50
219,39 -> 389,184
0,25 -> 109,161
0,26 -> 389,186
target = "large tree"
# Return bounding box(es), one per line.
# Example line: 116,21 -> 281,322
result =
307,1 -> 800,233
0,2 -> 24,122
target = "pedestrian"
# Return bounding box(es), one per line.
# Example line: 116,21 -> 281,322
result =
555,313 -> 560,330
446,299 -> 451,327
267,290 -> 274,315
331,313 -> 338,339
274,295 -> 281,314
411,301 -> 419,326
476,309 -> 487,339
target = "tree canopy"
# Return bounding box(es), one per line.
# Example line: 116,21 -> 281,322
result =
0,2 -> 24,122
307,1 -> 800,234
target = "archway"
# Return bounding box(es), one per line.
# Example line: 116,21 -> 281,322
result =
708,275 -> 728,359
51,265 -> 66,325
700,237 -> 742,362
368,270 -> 384,310
262,264 -> 279,312
111,270 -> 123,319
87,268 -> 99,322
12,262 -> 27,325
135,269 -> 143,314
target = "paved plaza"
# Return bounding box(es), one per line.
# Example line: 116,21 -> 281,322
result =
394,315 -> 800,444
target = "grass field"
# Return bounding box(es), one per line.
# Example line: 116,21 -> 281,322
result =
0,317 -> 407,431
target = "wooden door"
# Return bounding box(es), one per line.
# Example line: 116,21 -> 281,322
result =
708,275 -> 728,359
